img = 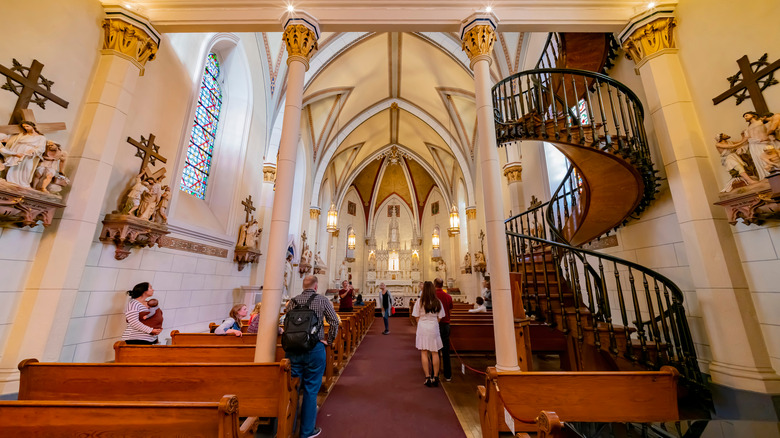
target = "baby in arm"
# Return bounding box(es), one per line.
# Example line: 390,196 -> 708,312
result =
140,298 -> 164,330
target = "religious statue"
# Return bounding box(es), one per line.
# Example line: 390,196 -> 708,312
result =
761,112 -> 780,142
154,185 -> 171,223
464,252 -> 471,267
436,259 -> 447,276
315,251 -> 326,269
138,175 -> 163,220
31,140 -> 69,193
761,146 -> 780,175
730,111 -> 777,180
716,133 -> 759,192
283,254 -> 293,299
301,248 -> 312,266
339,260 -> 349,283
245,218 -> 261,248
123,174 -> 149,216
0,121 -> 47,188
368,250 -> 377,270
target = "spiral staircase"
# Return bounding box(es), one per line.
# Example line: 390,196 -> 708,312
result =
494,33 -> 708,396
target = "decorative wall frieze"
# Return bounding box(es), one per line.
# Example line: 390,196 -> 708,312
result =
102,7 -> 161,73
0,180 -> 65,228
159,235 -> 229,258
581,235 -> 619,251
618,6 -> 677,66
459,12 -> 498,66
503,163 -> 523,183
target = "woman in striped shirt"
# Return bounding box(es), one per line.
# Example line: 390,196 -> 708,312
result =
122,282 -> 162,344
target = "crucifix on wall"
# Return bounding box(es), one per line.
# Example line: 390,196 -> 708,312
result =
127,133 -> 168,180
241,195 -> 256,223
712,53 -> 780,114
0,58 -> 69,137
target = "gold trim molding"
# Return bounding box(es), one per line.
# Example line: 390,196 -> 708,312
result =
503,164 -> 523,183
621,17 -> 676,65
159,235 -> 229,258
102,18 -> 159,71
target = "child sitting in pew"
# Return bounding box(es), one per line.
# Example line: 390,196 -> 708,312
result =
468,296 -> 487,313
247,302 -> 262,333
139,298 -> 164,330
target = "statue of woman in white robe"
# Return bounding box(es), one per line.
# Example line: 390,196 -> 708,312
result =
0,121 -> 47,188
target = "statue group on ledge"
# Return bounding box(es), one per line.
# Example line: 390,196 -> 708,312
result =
718,111 -> 780,192
120,172 -> 170,224
0,120 -> 69,194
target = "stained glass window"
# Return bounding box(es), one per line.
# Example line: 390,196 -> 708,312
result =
181,53 -> 222,199
567,98 -> 591,126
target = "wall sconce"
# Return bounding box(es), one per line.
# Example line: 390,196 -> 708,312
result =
448,205 -> 460,236
326,203 -> 338,233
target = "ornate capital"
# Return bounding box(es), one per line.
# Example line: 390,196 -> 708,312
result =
465,207 -> 477,220
503,163 -> 523,182
460,12 -> 498,64
619,6 -> 676,65
102,7 -> 161,74
263,164 -> 277,182
310,207 -> 321,219
282,12 -> 320,69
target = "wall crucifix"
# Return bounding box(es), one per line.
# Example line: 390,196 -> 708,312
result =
127,133 -> 168,178
241,195 -> 256,222
0,58 -> 69,135
712,53 -> 780,114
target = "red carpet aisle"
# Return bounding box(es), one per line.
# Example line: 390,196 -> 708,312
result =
315,316 -> 467,437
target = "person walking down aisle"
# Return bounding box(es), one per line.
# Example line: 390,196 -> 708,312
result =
434,278 -> 453,381
412,281 -> 446,387
122,282 -> 162,345
285,275 -> 339,438
379,282 -> 393,335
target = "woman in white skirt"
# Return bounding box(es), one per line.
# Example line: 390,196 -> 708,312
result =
412,281 -> 446,387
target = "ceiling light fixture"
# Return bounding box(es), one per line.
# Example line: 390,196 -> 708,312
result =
287,4 -> 295,12
647,2 -> 656,9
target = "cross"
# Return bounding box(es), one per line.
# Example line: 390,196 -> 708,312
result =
127,133 -> 167,174
479,229 -> 486,253
241,195 -> 256,222
712,53 -> 780,115
1,58 -> 69,124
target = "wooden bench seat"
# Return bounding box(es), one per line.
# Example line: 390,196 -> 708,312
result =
1,395 -> 241,437
478,366 -> 680,437
18,358 -> 297,437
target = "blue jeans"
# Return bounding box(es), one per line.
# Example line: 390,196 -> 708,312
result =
286,341 -> 326,437
383,307 -> 391,331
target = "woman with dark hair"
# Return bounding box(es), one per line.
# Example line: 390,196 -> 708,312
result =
122,282 -> 162,345
411,281 -> 446,387
215,304 -> 248,336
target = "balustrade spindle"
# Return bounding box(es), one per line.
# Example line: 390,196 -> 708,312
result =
570,74 -> 586,144
606,84 -> 624,152
627,268 -> 650,365
594,83 -> 611,149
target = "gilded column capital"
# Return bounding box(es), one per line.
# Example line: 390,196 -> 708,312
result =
282,11 -> 321,70
102,6 -> 161,74
503,163 -> 523,183
310,207 -> 321,219
459,12 -> 498,68
618,6 -> 677,66
263,164 -> 277,182
465,207 -> 477,220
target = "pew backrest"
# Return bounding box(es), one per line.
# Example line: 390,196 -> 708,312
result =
0,395 -> 241,438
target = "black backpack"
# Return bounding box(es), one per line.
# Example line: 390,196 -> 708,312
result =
282,294 -> 321,353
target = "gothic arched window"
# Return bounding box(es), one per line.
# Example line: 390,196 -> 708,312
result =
180,52 -> 222,199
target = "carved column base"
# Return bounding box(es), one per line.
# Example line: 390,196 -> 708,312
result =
234,246 -> 262,271
714,180 -> 780,226
0,180 -> 66,228
99,213 -> 170,260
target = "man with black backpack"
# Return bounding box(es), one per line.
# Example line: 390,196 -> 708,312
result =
282,275 -> 339,438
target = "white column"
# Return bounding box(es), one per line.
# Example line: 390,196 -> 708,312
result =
620,7 -> 780,393
255,13 -> 320,362
0,6 -> 161,393
460,13 -> 520,372
251,163 -> 276,287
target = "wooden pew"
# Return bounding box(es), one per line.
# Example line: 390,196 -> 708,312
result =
114,341 -> 282,362
477,366 -> 680,438
18,359 -> 296,438
172,330 -> 261,345
0,396 -> 241,438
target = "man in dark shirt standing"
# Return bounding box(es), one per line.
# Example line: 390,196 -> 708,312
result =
434,277 -> 453,381
338,280 -> 354,312
285,275 -> 339,438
